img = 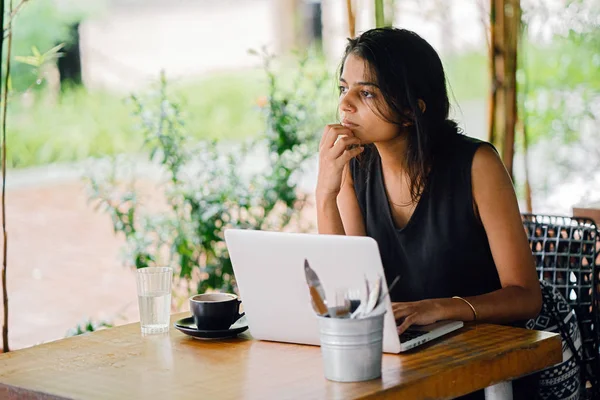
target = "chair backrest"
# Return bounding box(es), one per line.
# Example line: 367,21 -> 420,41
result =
521,213 -> 600,398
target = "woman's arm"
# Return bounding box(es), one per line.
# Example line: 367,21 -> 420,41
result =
316,124 -> 365,235
457,144 -> 542,321
317,165 -> 366,236
394,145 -> 542,333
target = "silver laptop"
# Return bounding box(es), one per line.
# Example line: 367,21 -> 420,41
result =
224,229 -> 463,353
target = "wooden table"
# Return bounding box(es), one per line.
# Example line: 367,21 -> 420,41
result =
0,313 -> 561,400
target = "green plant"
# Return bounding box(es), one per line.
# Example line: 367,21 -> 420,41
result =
5,69 -> 267,168
86,50 -> 333,296
7,87 -> 144,168
518,34 -> 600,148
515,1 -> 600,195
8,0 -> 102,92
66,318 -> 113,337
444,51 -> 488,101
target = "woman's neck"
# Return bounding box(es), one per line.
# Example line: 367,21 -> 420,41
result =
374,134 -> 409,176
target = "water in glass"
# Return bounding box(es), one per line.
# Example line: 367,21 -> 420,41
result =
138,290 -> 171,334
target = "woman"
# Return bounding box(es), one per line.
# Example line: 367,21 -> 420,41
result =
316,27 -> 542,399
316,27 -> 541,351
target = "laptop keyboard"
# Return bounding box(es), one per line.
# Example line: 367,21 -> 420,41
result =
399,329 -> 427,342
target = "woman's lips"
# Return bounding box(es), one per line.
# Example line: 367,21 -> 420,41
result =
341,120 -> 358,128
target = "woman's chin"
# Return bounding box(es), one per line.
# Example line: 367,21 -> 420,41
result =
352,131 -> 366,142
355,135 -> 372,145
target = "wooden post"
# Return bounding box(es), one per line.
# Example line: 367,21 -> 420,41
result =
346,0 -> 355,38
488,0 -> 520,178
521,119 -> 533,212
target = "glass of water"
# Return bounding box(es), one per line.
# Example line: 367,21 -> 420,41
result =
135,267 -> 173,334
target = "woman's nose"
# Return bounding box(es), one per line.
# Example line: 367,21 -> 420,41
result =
339,94 -> 356,114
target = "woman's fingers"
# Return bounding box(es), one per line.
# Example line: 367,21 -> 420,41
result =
396,313 -> 417,335
330,136 -> 361,159
340,146 -> 364,164
392,302 -> 413,320
316,125 -> 360,196
392,300 -> 442,334
321,124 -> 354,150
319,125 -> 330,148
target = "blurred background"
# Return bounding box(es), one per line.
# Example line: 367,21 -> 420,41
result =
1,0 -> 599,350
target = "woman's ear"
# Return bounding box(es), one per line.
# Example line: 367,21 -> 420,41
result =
417,99 -> 427,113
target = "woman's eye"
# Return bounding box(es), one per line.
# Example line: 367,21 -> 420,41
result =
339,86 -> 348,95
361,90 -> 374,98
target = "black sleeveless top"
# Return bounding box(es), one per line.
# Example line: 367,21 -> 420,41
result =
350,134 -> 502,302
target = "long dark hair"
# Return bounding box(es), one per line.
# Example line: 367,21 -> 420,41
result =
340,27 -> 459,203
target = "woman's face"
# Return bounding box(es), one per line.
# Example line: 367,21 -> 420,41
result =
338,53 -> 401,144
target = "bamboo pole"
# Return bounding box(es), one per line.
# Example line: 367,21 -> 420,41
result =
346,0 -> 355,38
521,118 -> 533,212
487,1 -> 497,146
518,23 -> 532,213
375,0 -> 385,28
488,0 -> 520,179
503,0 -> 520,178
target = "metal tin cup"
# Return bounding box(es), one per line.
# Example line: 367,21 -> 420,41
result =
317,311 -> 385,382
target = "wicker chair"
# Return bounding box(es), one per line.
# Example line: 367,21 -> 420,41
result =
521,213 -> 600,399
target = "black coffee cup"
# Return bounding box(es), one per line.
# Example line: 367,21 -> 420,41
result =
189,293 -> 245,331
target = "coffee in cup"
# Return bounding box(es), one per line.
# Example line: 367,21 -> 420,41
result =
189,293 -> 245,330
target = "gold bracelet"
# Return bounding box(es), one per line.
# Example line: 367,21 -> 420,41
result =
452,296 -> 478,321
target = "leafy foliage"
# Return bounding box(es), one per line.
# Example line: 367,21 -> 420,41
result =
66,318 -> 113,337
8,0 -> 101,92
516,0 -> 600,188
86,50 -> 333,295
